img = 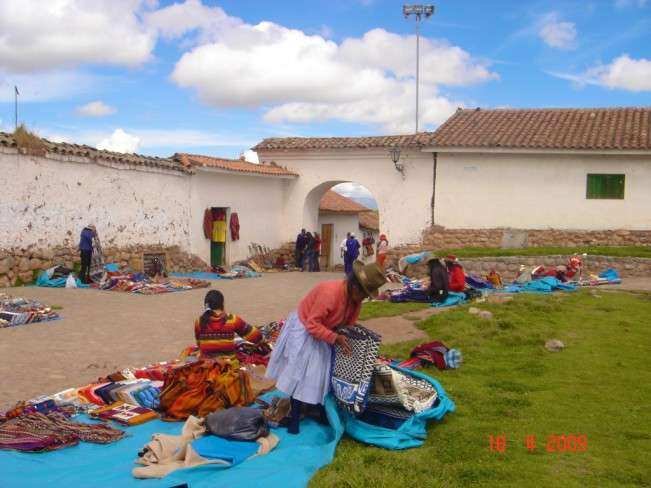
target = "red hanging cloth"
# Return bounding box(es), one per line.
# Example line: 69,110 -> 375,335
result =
203,208 -> 213,239
230,212 -> 240,241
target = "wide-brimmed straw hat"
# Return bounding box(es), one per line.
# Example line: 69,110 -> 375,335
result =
352,261 -> 386,298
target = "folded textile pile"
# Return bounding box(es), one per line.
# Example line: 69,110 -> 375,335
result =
0,294 -> 60,328
0,411 -> 125,453
331,325 -> 382,414
159,358 -> 254,421
89,401 -> 159,426
132,413 -> 279,479
395,341 -> 463,370
96,272 -> 209,294
361,364 -> 439,429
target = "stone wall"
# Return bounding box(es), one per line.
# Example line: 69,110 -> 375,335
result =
420,226 -> 651,249
385,252 -> 651,280
0,245 -> 208,288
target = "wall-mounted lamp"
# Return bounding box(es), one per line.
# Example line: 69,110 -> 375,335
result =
389,146 -> 405,176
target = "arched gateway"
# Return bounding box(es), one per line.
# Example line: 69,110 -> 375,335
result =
253,135 -> 437,247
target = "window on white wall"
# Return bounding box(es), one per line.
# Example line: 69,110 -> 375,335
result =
586,174 -> 625,200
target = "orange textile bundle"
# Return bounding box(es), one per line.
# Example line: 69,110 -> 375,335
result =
159,358 -> 253,421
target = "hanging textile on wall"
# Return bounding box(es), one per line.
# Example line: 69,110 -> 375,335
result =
203,208 -> 213,239
213,221 -> 227,243
230,212 -> 240,241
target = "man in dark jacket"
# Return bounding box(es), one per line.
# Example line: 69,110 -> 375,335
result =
295,229 -> 307,269
79,224 -> 96,284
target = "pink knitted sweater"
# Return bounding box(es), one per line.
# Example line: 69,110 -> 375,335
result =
297,280 -> 361,344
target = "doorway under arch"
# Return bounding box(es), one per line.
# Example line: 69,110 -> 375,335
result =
302,181 -> 379,271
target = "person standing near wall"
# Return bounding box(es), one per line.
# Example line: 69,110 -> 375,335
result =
340,232 -> 351,260
304,232 -> 315,272
312,232 -> 322,272
376,234 -> 389,269
79,224 -> 96,284
295,229 -> 307,269
344,233 -> 360,275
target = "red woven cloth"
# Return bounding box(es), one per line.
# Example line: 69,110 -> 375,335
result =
203,208 -> 212,239
230,212 -> 240,241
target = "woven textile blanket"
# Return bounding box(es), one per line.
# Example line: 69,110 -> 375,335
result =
331,325 -> 381,414
368,364 -> 438,413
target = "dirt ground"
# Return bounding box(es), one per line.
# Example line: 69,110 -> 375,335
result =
0,272 -> 421,409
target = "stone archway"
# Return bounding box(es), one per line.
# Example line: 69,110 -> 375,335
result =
259,147 -> 435,247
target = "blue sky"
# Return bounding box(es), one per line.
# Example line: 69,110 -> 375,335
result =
0,0 -> 650,163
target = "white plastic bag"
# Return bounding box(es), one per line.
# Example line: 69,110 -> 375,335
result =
65,274 -> 77,288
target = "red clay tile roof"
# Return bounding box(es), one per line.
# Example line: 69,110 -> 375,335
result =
253,107 -> 651,152
319,190 -> 370,213
359,211 -> 379,231
0,131 -> 190,173
253,133 -> 435,151
431,107 -> 651,150
174,153 -> 298,177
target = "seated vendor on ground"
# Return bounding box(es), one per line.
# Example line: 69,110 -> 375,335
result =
195,290 -> 265,358
445,255 -> 466,292
427,256 -> 449,303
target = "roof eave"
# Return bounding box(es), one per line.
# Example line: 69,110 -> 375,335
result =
423,146 -> 651,155
194,165 -> 298,179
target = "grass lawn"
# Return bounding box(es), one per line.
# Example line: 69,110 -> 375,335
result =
359,301 -> 429,320
312,290 -> 651,487
435,245 -> 651,259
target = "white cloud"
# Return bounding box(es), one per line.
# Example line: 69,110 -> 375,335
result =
0,0 -> 156,73
551,54 -> 651,92
615,0 -> 647,7
242,150 -> 259,163
97,128 -> 141,153
538,13 -> 577,49
76,100 -> 116,117
333,182 -> 373,199
163,5 -> 495,132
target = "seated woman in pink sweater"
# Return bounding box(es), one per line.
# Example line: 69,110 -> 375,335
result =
266,261 -> 385,434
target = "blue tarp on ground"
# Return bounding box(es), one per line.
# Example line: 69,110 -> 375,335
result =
171,271 -> 227,280
431,291 -> 467,308
0,391 -> 343,488
503,276 -> 577,294
337,366 -> 456,450
0,370 -> 455,487
35,272 -> 89,288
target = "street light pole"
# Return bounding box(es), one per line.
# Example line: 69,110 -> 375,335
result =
403,5 -> 434,133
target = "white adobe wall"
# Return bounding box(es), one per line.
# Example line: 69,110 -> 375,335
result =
189,169 -> 287,265
434,151 -> 651,230
317,212 -> 360,266
0,150 -> 191,250
256,148 -> 435,247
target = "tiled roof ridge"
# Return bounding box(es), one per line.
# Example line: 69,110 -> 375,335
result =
253,106 -> 651,152
0,130 -> 190,173
174,152 -> 298,177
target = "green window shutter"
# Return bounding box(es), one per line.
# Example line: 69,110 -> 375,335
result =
586,174 -> 625,199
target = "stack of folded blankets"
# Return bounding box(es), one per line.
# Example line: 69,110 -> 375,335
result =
0,294 -> 60,328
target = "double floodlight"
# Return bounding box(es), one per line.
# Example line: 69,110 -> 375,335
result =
403,5 -> 435,18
